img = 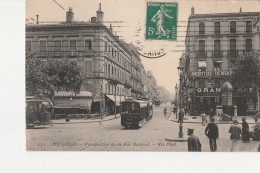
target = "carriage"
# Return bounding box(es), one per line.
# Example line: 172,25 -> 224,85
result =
120,99 -> 153,128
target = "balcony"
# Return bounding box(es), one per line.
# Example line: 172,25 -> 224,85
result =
36,50 -> 94,58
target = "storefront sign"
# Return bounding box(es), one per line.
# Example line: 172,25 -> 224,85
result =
197,88 -> 221,93
191,71 -> 233,77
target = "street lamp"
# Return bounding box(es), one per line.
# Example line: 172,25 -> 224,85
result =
177,62 -> 184,138
175,84 -> 178,106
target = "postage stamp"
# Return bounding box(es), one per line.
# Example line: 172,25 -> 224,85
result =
145,2 -> 178,40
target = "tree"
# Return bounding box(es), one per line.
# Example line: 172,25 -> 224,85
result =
26,56 -> 86,99
229,51 -> 260,112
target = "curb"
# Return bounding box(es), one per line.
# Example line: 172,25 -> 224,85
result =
51,116 -> 121,124
170,119 -> 255,125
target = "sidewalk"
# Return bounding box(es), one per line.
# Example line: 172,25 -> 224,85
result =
50,113 -> 121,124
169,115 -> 256,124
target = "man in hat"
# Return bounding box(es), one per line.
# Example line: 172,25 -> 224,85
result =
205,117 -> 219,152
187,128 -> 202,152
228,120 -> 242,152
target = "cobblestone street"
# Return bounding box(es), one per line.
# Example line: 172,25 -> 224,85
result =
26,103 -> 260,152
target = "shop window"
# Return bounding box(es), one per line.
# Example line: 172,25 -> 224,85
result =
214,80 -> 220,88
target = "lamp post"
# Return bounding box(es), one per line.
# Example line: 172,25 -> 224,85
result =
175,84 -> 178,106
177,64 -> 184,138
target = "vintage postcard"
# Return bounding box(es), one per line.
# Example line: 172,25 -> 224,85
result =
25,0 -> 260,152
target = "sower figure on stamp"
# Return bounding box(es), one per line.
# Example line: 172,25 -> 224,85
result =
229,120 -> 242,152
187,128 -> 202,152
205,117 -> 219,152
151,5 -> 173,38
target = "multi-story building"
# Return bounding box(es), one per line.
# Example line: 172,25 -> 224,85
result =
26,4 -> 145,114
181,7 -> 260,116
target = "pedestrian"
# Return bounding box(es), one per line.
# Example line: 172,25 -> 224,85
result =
209,109 -> 215,118
163,107 -> 167,117
200,112 -> 207,126
178,108 -> 184,123
175,106 -> 179,119
241,117 -> 250,143
205,117 -> 219,152
187,128 -> 202,152
228,120 -> 242,152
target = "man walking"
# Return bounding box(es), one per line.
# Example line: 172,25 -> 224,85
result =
205,117 -> 219,152
187,128 -> 202,152
229,120 -> 242,152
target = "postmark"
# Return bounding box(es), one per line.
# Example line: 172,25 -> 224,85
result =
146,2 -> 178,40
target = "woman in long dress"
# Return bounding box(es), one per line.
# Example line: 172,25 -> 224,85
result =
241,117 -> 250,142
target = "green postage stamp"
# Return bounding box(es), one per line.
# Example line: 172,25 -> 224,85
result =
146,2 -> 178,40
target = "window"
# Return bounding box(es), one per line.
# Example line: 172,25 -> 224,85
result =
26,41 -> 31,51
230,21 -> 236,33
105,42 -> 107,52
214,79 -> 220,88
198,68 -> 206,72
199,22 -> 205,35
214,62 -> 221,72
199,40 -> 206,57
85,61 -> 92,77
54,40 -> 61,51
214,40 -> 221,57
70,40 -> 76,50
214,22 -> 220,34
246,21 -> 252,33
245,39 -> 252,51
85,40 -> 92,50
199,80 -> 205,88
39,40 -> 47,51
230,39 -> 236,57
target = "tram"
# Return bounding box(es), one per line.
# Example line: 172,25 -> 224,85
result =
120,99 -> 153,128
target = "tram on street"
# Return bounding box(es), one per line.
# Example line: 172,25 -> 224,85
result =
120,98 -> 153,128
26,96 -> 52,128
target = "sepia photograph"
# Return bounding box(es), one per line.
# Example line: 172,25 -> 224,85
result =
24,0 -> 260,152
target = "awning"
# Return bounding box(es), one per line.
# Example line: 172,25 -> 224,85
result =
54,97 -> 91,109
105,95 -> 125,106
198,61 -> 207,68
54,91 -> 92,97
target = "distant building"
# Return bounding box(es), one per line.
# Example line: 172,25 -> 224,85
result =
181,7 -> 260,116
26,4 -> 146,114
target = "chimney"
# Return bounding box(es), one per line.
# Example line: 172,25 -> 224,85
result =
96,3 -> 104,24
66,7 -> 74,23
91,16 -> 97,23
36,15 -> 39,24
191,7 -> 194,15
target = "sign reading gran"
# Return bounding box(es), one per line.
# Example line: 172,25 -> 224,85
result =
146,2 -> 178,40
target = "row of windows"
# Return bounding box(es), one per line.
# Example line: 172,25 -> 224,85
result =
26,39 -> 92,51
198,38 -> 252,57
198,62 -> 221,73
198,80 -> 221,88
104,84 -> 129,95
104,41 -> 131,72
199,21 -> 253,35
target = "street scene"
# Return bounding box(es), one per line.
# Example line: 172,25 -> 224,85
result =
27,103 -> 260,151
25,0 -> 260,152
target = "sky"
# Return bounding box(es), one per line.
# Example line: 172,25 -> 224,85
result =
25,0 -> 260,93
